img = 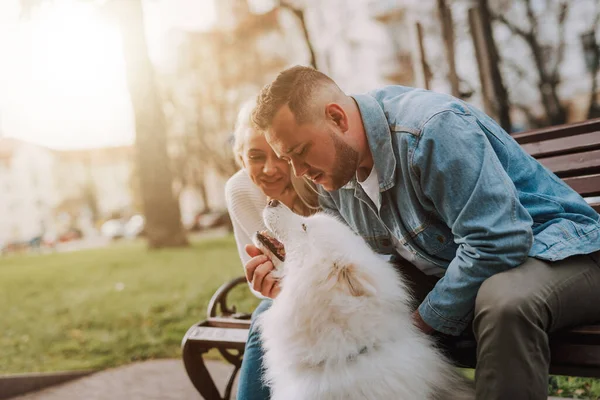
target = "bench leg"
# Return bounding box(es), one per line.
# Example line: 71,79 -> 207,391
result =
217,348 -> 244,400
182,345 -> 223,400
223,361 -> 241,400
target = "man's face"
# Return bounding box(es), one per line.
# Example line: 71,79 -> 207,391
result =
265,105 -> 359,191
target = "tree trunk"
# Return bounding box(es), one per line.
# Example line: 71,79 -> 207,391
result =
416,22 -> 432,90
524,0 -> 567,125
469,8 -> 494,116
83,153 -> 99,222
112,0 -> 188,248
191,164 -> 210,213
588,69 -> 600,119
529,40 -> 567,125
470,3 -> 512,132
437,0 -> 460,97
198,180 -> 210,214
585,12 -> 600,119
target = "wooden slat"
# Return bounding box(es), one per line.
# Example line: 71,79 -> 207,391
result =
553,325 -> 600,346
521,132 -> 600,158
205,317 -> 251,329
550,343 -> 600,368
550,364 -> 600,379
186,326 -> 249,348
513,118 -> 600,144
537,150 -> 600,177
592,203 -> 600,213
562,174 -> 600,197
569,325 -> 600,337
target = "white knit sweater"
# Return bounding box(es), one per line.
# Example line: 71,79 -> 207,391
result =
225,170 -> 269,299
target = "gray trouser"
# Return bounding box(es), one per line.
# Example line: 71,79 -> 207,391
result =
474,253 -> 600,399
398,252 -> 600,400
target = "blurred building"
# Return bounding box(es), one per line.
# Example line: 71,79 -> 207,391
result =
0,140 -> 139,245
55,146 -> 135,227
0,138 -> 59,245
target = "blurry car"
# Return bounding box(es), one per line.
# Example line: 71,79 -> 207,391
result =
124,214 -> 145,238
58,228 -> 83,243
181,212 -> 197,231
42,230 -> 58,247
100,219 -> 125,240
191,210 -> 233,232
1,241 -> 28,255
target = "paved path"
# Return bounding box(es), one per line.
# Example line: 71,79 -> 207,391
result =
10,360 -> 238,400
8,359 -> 569,400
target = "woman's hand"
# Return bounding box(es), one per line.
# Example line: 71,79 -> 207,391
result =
245,244 -> 281,298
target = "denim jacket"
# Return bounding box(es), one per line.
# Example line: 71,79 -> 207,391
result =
319,86 -> 600,336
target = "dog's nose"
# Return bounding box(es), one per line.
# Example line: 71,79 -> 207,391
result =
268,199 -> 279,208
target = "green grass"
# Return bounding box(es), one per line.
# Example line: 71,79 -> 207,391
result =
0,235 -> 259,374
461,370 -> 600,399
549,376 -> 600,399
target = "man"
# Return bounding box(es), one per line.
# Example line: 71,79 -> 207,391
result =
243,66 -> 600,399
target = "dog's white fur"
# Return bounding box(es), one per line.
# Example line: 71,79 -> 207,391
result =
257,203 -> 475,400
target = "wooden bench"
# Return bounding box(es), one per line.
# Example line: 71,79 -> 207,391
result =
182,118 -> 600,399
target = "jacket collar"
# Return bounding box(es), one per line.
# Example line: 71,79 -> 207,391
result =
341,94 -> 396,191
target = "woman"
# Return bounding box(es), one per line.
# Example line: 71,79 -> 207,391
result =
225,97 -> 318,400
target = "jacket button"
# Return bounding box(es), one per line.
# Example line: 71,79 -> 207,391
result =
437,235 -> 445,244
380,238 -> 392,247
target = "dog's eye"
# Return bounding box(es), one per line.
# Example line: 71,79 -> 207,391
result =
302,223 -> 307,232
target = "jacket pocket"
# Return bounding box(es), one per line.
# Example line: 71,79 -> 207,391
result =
412,220 -> 454,256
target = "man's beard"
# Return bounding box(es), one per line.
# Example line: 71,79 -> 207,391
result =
328,130 -> 359,191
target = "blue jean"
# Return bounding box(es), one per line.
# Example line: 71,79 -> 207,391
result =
236,299 -> 272,400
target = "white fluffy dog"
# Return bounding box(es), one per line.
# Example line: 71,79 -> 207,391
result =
256,201 -> 475,400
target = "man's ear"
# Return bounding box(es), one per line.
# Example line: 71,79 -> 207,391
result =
325,103 -> 348,132
330,263 -> 375,297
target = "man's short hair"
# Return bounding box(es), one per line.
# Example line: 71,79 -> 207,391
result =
252,65 -> 339,131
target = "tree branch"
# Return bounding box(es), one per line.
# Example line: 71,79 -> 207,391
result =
523,0 -> 538,36
492,12 -> 532,41
551,0 -> 569,79
504,57 -> 531,80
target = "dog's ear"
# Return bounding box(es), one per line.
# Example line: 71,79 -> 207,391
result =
330,263 -> 375,297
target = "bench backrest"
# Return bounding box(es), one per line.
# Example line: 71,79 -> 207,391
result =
512,118 -> 600,213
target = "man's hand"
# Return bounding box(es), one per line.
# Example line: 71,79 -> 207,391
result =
412,310 -> 434,335
244,244 -> 281,299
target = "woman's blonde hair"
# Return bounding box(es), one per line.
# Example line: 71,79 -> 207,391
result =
232,97 -> 256,168
232,96 -> 320,215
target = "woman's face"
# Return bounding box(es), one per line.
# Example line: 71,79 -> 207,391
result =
241,128 -> 290,198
